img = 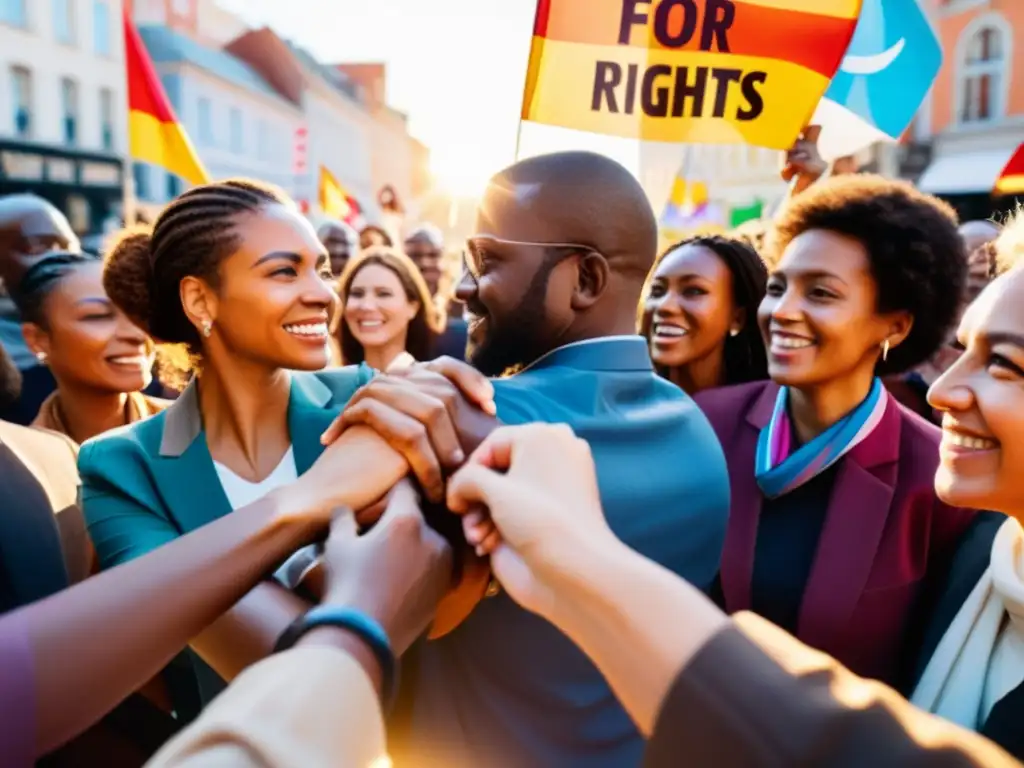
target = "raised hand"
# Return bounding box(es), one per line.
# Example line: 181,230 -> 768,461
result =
446,424 -> 614,619
321,480 -> 453,655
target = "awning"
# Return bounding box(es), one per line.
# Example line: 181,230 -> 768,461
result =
918,148 -> 1017,195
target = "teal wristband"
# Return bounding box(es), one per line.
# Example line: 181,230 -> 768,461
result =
274,606 -> 397,711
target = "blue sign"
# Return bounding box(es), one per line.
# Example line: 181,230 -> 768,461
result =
824,0 -> 942,140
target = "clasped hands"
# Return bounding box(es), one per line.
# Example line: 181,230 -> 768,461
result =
296,358 -> 501,639
292,359 -> 616,645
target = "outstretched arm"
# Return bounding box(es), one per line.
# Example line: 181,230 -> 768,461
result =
18,486 -> 319,758
33,427 -> 408,758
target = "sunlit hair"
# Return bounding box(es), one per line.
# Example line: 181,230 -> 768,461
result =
995,206 -> 1024,276
334,246 -> 443,365
639,235 -> 769,386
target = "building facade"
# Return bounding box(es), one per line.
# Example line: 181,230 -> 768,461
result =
128,0 -> 426,232
335,62 -> 432,226
133,23 -> 303,212
0,0 -> 126,236
915,0 -> 1023,220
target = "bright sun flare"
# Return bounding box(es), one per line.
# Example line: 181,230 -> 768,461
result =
430,146 -> 500,199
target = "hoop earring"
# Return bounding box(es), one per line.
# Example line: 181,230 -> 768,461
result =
881,339 -> 890,362
201,320 -> 213,338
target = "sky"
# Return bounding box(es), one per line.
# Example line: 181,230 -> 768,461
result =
217,0 -> 542,197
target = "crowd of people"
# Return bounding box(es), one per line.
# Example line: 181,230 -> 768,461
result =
0,133 -> 1022,767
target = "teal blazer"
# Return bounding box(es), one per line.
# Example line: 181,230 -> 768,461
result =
78,366 -> 373,571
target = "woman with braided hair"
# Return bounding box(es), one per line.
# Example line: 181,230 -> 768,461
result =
78,179 -> 489,711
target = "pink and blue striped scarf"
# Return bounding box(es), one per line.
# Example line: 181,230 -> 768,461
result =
755,378 -> 887,499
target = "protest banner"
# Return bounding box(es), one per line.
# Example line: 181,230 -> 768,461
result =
520,0 -> 863,149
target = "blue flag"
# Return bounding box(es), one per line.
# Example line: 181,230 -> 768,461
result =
815,0 -> 941,158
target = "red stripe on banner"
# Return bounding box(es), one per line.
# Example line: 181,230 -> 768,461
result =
534,0 -> 552,36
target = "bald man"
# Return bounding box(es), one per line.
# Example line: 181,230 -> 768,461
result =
317,220 -> 358,278
402,223 -> 470,360
0,195 -> 79,424
394,152 -> 730,767
404,224 -> 445,296
959,220 -> 1001,304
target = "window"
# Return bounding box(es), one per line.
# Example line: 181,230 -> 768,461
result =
61,77 -> 78,144
99,87 -> 114,151
256,119 -> 269,160
229,107 -> 243,153
93,0 -> 110,55
10,66 -> 31,138
957,19 -> 1010,125
0,0 -> 27,28
197,97 -> 213,144
133,164 -> 151,201
166,174 -> 182,199
53,0 -> 73,43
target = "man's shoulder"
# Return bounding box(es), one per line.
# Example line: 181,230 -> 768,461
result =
491,367 -> 687,418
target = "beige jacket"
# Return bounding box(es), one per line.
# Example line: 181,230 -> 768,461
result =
145,646 -> 387,768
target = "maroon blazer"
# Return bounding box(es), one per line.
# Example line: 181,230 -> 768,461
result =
694,380 -> 977,686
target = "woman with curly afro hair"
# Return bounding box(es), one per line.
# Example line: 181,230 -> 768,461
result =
695,174 -> 980,689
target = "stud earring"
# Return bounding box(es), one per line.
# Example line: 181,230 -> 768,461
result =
201,320 -> 212,338
881,339 -> 890,362
729,327 -> 740,337
35,351 -> 47,364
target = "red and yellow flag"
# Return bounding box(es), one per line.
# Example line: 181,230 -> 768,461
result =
319,166 -> 353,221
995,144 -> 1024,196
521,0 -> 863,149
124,12 -> 208,185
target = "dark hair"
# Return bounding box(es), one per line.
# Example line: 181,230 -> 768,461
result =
104,178 -> 289,355
335,246 -> 442,365
640,235 -> 769,386
359,224 -> 393,248
770,174 -> 966,375
11,250 -> 99,327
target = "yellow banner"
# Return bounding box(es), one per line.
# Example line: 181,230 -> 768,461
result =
522,0 -> 861,150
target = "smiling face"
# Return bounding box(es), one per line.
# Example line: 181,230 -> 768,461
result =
344,262 -> 419,353
929,269 -> 1024,516
33,261 -> 154,394
758,229 -> 904,389
642,243 -> 737,370
195,204 -> 338,372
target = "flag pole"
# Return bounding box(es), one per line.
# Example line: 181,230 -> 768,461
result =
513,0 -> 543,162
120,7 -> 136,228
